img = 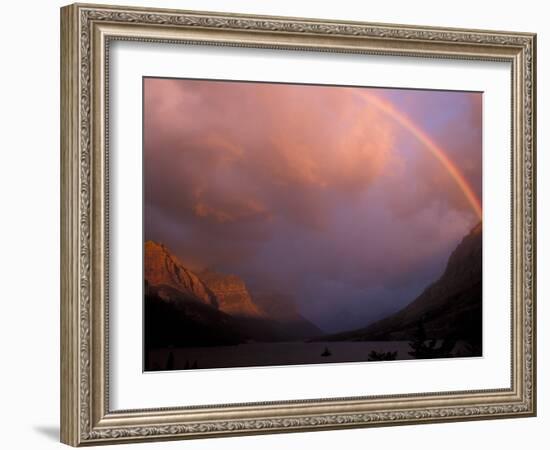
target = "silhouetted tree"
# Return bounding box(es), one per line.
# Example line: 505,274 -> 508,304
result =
408,320 -> 456,359
165,351 -> 175,370
464,340 -> 482,356
455,338 -> 483,357
367,350 -> 398,361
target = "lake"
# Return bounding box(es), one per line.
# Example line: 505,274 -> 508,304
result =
146,341 -> 415,371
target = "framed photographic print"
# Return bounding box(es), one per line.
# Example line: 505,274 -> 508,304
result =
60,3 -> 537,446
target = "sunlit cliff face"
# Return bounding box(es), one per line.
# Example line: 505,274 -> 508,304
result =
144,78 -> 482,332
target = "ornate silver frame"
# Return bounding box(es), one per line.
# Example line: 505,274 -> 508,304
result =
60,3 -> 536,446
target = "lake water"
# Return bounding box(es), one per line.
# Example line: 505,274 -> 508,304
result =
147,341 -> 415,371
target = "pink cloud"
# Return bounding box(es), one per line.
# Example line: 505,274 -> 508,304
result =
143,78 -> 482,331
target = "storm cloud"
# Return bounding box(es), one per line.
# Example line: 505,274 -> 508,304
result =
144,78 -> 482,332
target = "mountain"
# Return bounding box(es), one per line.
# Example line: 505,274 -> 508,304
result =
144,240 -> 323,351
144,283 -> 244,349
320,223 -> 482,346
145,241 -> 269,318
199,270 -> 264,318
144,241 -> 218,308
247,287 -> 324,338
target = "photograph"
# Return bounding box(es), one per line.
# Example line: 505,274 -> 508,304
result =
143,78 -> 483,371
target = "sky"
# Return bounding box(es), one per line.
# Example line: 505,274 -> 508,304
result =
143,77 -> 482,333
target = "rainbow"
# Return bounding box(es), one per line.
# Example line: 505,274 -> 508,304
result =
358,92 -> 482,220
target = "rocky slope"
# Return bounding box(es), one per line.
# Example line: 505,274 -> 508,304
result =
144,241 -> 218,307
144,240 -> 322,349
320,222 -> 482,345
199,270 -> 264,318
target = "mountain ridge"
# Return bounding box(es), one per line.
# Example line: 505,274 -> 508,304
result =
144,241 -> 218,308
199,269 -> 265,318
317,222 -> 482,346
144,240 -> 322,348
